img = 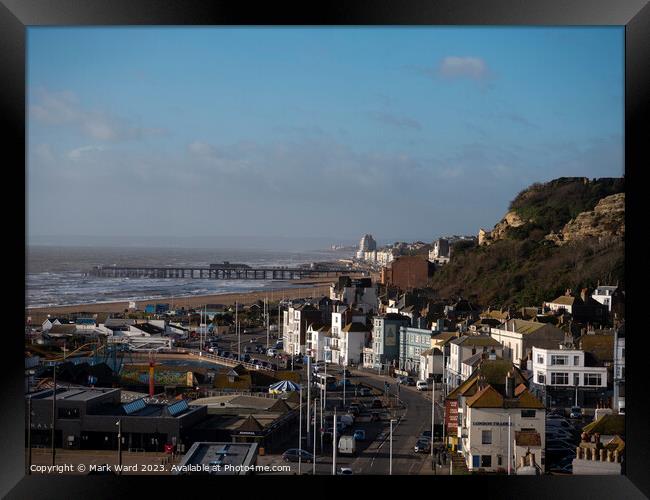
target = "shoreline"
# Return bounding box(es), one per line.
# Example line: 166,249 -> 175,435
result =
24,276 -> 358,320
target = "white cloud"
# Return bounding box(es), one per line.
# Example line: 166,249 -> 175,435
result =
68,145 -> 106,160
439,56 -> 488,80
30,88 -> 167,142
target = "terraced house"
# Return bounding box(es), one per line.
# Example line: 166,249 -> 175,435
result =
489,319 -> 565,369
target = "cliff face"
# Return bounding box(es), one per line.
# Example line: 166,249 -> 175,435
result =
479,211 -> 527,246
432,177 -> 624,309
546,193 -> 625,246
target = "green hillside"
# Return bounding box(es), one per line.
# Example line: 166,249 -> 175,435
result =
429,177 -> 625,308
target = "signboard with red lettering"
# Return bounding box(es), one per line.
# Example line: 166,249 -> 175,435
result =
445,400 -> 458,433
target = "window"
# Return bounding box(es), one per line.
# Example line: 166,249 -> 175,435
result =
584,373 -> 602,386
573,373 -> 580,386
472,455 -> 480,468
521,410 -> 536,418
58,408 -> 80,419
481,455 -> 492,468
573,356 -> 579,366
551,355 -> 568,365
536,354 -> 544,364
551,372 -> 569,385
537,372 -> 546,384
497,455 -> 503,466
482,430 -> 492,444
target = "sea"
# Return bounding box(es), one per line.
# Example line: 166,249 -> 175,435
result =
26,246 -> 354,309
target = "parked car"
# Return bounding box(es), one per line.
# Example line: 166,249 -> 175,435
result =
353,430 -> 366,441
337,467 -> 353,475
338,435 -> 357,455
396,376 -> 407,385
358,387 -> 372,397
267,348 -> 278,357
405,377 -> 416,386
282,449 -> 314,463
416,381 -> 429,391
414,438 -> 431,453
370,411 -> 381,422
371,398 -> 383,409
241,354 -> 251,363
569,407 -> 583,419
420,430 -> 432,440
341,369 -> 352,378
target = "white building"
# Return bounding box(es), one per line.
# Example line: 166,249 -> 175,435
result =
329,277 -> 378,314
447,336 -> 504,389
356,234 -> 377,259
306,323 -> 331,362
459,374 -> 546,473
591,285 -> 618,312
531,346 -> 608,391
282,304 -> 322,356
419,347 -> 443,382
489,319 -> 565,368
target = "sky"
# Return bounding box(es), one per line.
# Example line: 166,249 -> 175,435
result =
27,27 -> 624,250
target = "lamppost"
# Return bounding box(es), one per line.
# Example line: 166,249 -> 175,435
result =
389,418 -> 397,475
431,377 -> 435,469
298,385 -> 303,475
332,409 -> 337,476
27,396 -> 32,474
116,419 -> 123,473
313,396 -> 317,475
51,362 -> 57,467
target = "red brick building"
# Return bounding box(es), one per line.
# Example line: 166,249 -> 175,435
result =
380,255 -> 434,291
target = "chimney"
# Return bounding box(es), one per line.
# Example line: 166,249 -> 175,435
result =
580,288 -> 589,303
505,370 -> 514,398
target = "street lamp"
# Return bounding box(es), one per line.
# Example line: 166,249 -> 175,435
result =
298,385 -> 303,475
116,419 -> 123,473
389,418 -> 397,475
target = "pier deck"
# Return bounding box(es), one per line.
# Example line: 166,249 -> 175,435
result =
88,265 -> 358,280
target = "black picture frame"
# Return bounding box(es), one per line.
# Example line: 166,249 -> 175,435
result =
2,1 -> 648,498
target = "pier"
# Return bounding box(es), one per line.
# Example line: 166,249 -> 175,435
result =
88,264 -> 358,280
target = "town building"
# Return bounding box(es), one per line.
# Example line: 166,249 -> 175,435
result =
544,289 -> 608,326
419,347 -> 444,382
572,414 -> 625,474
489,319 -> 565,369
282,304 -> 322,356
329,306 -> 367,366
363,313 -> 410,370
398,326 -> 433,375
26,388 -> 207,452
355,234 -> 377,259
428,238 -> 451,265
173,442 -> 258,475
187,393 -> 300,453
306,323 -> 331,362
447,335 -> 504,389
380,255 -> 435,291
530,345 -> 608,408
446,363 -> 545,473
613,324 -> 625,413
329,276 -> 378,314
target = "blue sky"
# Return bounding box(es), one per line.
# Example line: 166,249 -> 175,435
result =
27,27 -> 624,249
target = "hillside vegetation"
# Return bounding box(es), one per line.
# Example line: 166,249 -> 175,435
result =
430,177 -> 624,308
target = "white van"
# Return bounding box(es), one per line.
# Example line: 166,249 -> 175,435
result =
338,435 -> 356,455
416,380 -> 429,391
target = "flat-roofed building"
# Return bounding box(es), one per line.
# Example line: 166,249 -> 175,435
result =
174,442 -> 258,475
26,387 -> 206,452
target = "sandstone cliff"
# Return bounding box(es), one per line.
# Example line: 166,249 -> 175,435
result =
545,193 -> 624,246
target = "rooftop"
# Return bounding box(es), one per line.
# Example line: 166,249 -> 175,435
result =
175,442 -> 258,475
583,414 -> 625,436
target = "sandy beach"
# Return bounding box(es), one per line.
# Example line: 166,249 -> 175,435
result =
25,275 -> 364,322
